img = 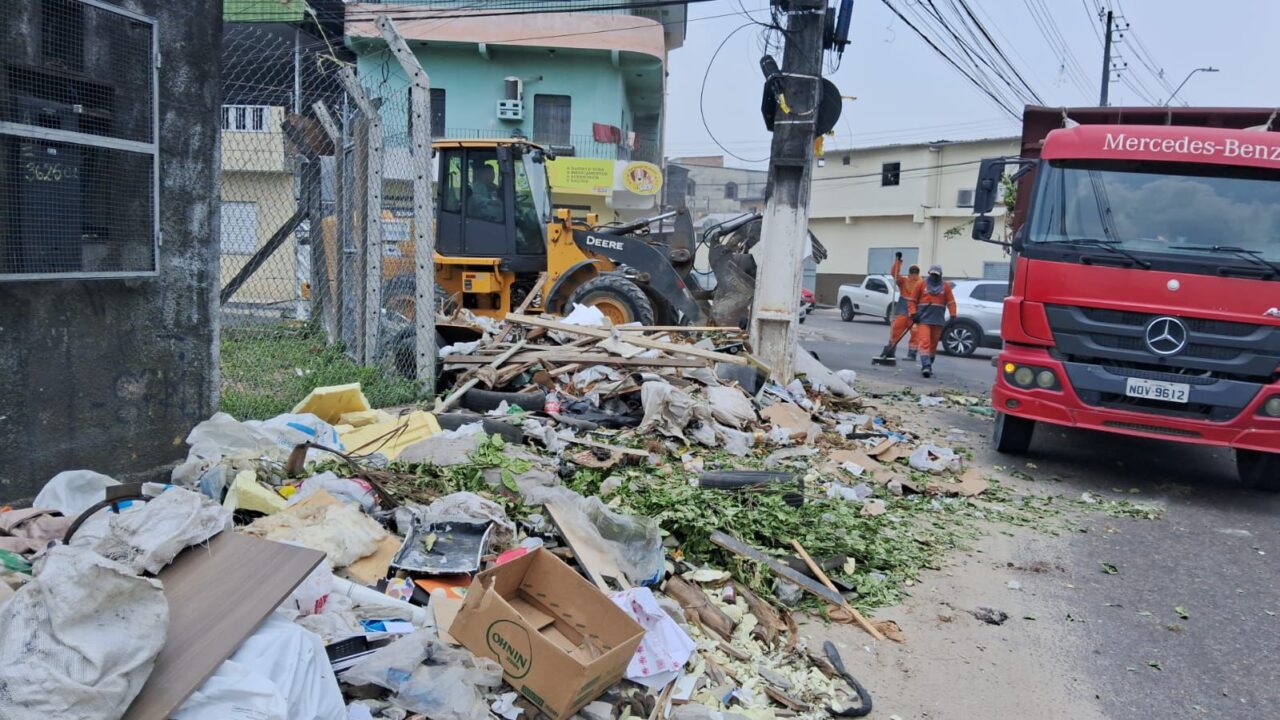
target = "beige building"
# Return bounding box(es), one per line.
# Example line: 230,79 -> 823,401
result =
219,104 -> 302,305
665,156 -> 767,225
808,136 -> 1018,304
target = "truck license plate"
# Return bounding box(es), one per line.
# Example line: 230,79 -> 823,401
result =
1124,377 -> 1190,404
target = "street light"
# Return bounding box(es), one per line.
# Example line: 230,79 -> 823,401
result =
1163,67 -> 1219,106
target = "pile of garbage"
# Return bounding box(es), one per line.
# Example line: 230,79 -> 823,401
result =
0,310 -> 1001,720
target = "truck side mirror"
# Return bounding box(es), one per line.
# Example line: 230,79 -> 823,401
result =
972,215 -> 996,241
972,157 -> 1005,214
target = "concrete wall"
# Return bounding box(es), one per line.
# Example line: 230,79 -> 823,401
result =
0,0 -> 221,501
809,137 -> 1017,303
219,171 -> 298,303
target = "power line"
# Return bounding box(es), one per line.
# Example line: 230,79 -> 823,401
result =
918,0 -> 1037,106
952,0 -> 1043,104
879,0 -> 1021,119
698,22 -> 771,164
314,0 -> 720,23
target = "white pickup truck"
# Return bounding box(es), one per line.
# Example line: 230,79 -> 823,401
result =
837,274 -> 899,324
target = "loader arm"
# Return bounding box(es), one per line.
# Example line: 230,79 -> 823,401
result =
571,229 -> 705,325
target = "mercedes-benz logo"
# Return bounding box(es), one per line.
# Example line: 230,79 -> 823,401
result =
1145,316 -> 1188,356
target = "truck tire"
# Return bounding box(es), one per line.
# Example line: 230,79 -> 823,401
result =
567,274 -> 656,326
839,299 -> 854,322
942,320 -> 982,357
993,412 -> 1034,455
458,388 -> 547,413
1236,449 -> 1280,492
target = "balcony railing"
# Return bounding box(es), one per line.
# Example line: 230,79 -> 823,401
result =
383,127 -> 659,164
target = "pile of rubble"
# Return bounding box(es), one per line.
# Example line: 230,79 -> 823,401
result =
0,310 -> 1000,720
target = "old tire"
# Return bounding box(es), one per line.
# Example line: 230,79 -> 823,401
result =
993,412 -> 1035,455
839,299 -> 855,322
567,274 -> 656,326
942,320 -> 981,357
437,412 -> 526,444
1237,449 -> 1280,492
458,387 -> 546,413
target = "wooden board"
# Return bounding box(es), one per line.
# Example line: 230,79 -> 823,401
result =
707,530 -> 847,608
122,532 -> 326,720
442,353 -> 707,368
505,314 -> 750,366
544,500 -> 632,592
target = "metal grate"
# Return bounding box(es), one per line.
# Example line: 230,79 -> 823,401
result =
0,0 -> 158,279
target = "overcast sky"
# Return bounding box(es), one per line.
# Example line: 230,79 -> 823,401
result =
664,0 -> 1280,167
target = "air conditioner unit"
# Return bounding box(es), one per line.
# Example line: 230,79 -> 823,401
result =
956,188 -> 974,207
497,99 -> 523,120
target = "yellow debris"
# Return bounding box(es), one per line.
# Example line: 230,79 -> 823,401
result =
338,409 -> 396,427
338,410 -> 442,461
222,470 -> 288,515
291,383 -> 371,424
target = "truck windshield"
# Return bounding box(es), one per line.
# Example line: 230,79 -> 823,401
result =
1028,160 -> 1280,262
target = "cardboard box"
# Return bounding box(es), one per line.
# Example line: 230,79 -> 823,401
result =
451,548 -> 644,720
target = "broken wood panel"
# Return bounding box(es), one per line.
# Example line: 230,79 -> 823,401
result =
505,314 -> 750,366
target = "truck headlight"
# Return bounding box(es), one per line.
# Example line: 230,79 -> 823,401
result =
1013,367 -> 1035,387
1264,396 -> 1280,418
1036,370 -> 1057,388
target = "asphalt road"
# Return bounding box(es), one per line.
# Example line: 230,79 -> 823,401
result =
803,307 -> 1280,719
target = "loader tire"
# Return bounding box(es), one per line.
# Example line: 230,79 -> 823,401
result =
458,388 -> 547,414
567,274 -> 655,326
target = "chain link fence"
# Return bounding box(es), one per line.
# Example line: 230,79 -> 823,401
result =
218,25 -> 426,419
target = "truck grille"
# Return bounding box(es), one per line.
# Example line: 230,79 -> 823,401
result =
1047,305 -> 1280,383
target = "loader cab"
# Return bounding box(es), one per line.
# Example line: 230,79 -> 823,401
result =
435,140 -> 551,273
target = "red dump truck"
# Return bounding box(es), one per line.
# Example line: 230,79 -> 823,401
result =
969,106 -> 1280,490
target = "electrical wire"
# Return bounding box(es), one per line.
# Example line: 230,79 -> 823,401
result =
879,0 -> 1021,119
952,0 -> 1042,103
698,22 -> 771,164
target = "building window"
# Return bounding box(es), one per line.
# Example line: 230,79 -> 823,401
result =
220,201 -> 258,255
686,179 -> 696,196
956,188 -> 974,207
881,162 -> 900,187
724,181 -> 738,200
533,94 -> 571,146
223,105 -> 269,133
408,89 -> 446,143
841,154 -> 850,166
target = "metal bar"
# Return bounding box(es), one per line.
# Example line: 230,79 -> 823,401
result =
376,15 -> 438,394
707,530 -> 847,609
78,0 -> 155,25
219,209 -> 307,305
0,122 -> 157,156
0,270 -> 159,282
312,101 -> 342,342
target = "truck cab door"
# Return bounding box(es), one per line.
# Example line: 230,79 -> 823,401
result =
436,149 -> 464,256
460,147 -> 511,258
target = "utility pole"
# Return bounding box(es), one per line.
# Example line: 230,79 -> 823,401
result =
1099,9 -> 1113,106
749,0 -> 826,382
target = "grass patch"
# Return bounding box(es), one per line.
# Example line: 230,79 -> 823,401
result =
219,322 -> 422,419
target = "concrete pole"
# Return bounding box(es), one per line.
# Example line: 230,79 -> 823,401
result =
749,0 -> 826,382
1099,10 -> 1113,106
312,101 -> 341,343
338,67 -> 383,367
376,15 -> 438,395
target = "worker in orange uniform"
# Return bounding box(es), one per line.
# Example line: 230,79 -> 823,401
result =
908,264 -> 957,378
886,252 -> 922,361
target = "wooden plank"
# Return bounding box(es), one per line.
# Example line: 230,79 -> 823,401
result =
505,314 -> 750,366
613,325 -> 744,333
706,530 -> 849,610
122,533 -> 326,720
434,340 -> 527,412
544,500 -> 631,592
496,271 -> 549,344
789,539 -> 885,641
441,352 -> 707,368
566,435 -> 649,458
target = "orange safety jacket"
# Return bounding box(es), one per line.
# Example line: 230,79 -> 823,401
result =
890,257 -> 921,317
908,279 -> 957,327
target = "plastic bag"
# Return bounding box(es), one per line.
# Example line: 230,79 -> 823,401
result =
342,631 -> 502,720
610,587 -> 695,683
524,486 -> 664,586
638,382 -> 711,442
0,545 -> 168,720
908,444 -> 960,474
284,557 -> 333,617
72,487 -> 231,575
288,472 -> 377,512
32,470 -> 119,517
173,613 -> 345,720
704,386 -> 756,430
242,496 -> 387,568
172,412 -> 343,487
424,492 -> 515,549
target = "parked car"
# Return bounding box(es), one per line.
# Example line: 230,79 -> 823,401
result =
940,279 -> 1008,356
800,288 -> 815,319
837,274 -> 898,324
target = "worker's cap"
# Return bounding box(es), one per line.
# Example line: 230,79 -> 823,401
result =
928,264 -> 943,276
908,265 -> 921,275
